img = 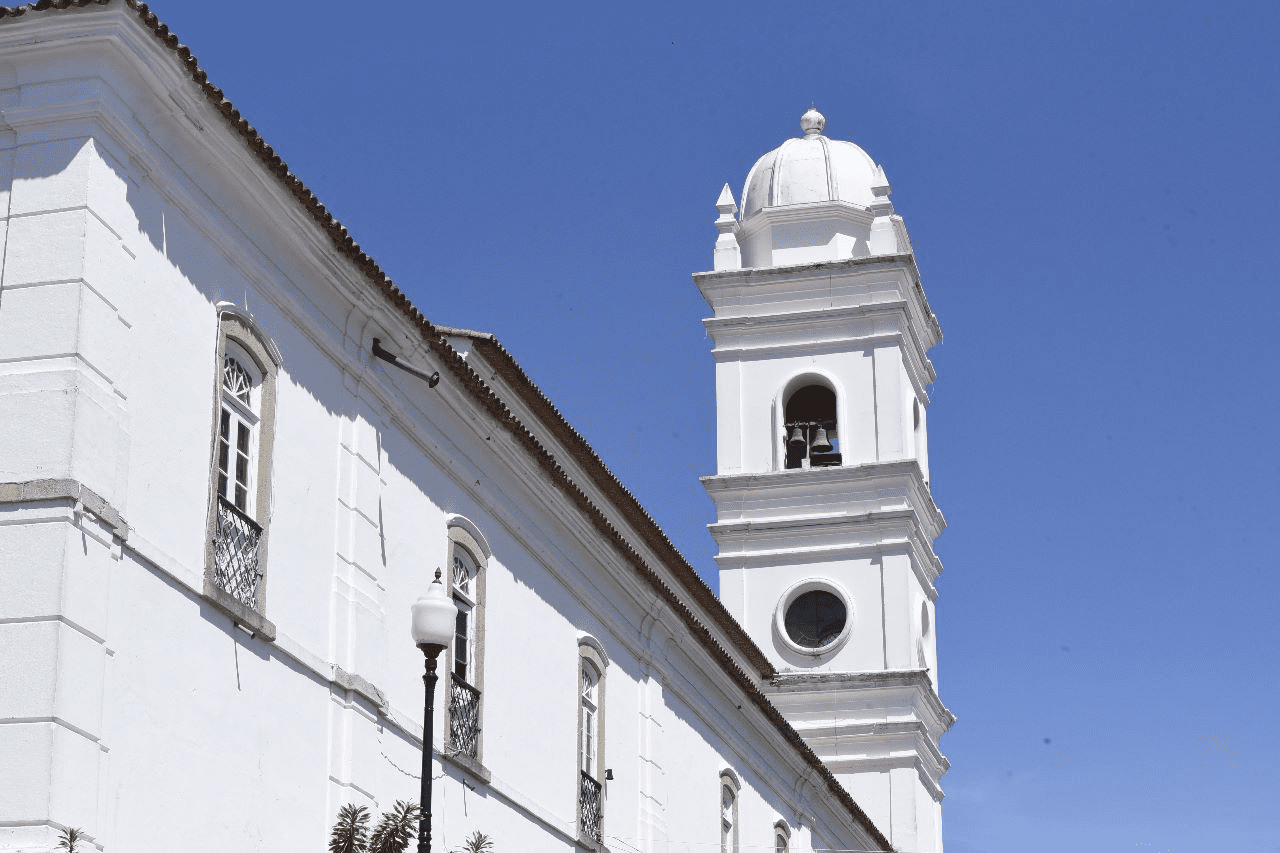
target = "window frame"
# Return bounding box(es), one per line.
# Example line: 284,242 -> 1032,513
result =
580,659 -> 601,776
719,769 -> 740,853
775,372 -> 846,471
444,519 -> 490,771
202,308 -> 280,639
577,635 -> 609,846
774,819 -> 791,853
773,577 -> 855,658
217,341 -> 262,515
451,544 -> 479,684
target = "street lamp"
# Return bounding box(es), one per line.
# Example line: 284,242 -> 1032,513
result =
410,569 -> 459,853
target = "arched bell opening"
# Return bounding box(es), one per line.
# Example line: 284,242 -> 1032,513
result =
783,383 -> 840,469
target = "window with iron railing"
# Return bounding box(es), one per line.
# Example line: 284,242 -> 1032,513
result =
579,770 -> 603,844
444,522 -> 489,768
577,638 -> 609,845
448,674 -> 481,759
213,496 -> 263,608
206,317 -> 278,619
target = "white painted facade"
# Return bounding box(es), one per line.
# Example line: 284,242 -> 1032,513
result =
0,5 -> 908,853
699,110 -> 954,853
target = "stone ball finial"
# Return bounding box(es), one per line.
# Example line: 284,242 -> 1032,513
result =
800,107 -> 825,136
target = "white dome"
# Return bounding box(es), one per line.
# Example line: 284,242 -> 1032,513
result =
740,109 -> 882,220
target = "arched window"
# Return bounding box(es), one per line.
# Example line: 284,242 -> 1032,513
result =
918,599 -> 932,671
581,660 -> 600,774
445,519 -> 489,764
205,309 -> 279,634
774,820 -> 791,853
451,545 -> 478,682
913,396 -> 930,484
719,770 -> 740,853
216,343 -> 260,515
783,382 -> 840,469
578,637 -> 608,845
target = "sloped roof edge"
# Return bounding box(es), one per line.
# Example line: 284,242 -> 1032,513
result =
428,327 -> 774,677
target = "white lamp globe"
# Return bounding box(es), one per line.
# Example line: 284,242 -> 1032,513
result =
410,570 -> 457,649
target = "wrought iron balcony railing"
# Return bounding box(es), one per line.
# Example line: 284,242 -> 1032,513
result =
213,496 -> 263,608
448,675 -> 481,759
579,770 -> 603,843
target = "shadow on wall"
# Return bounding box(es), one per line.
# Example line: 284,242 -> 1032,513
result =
8,135 -> 828,848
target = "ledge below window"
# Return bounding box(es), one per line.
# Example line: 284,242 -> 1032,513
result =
441,749 -> 492,785
576,831 -> 608,853
201,579 -> 277,642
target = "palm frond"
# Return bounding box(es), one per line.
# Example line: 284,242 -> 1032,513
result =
329,804 -> 371,853
57,827 -> 86,853
368,800 -> 421,853
454,831 -> 494,853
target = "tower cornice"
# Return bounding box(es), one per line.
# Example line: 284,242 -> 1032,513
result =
694,253 -> 941,348
703,461 -> 945,591
768,669 -> 955,729
702,460 -> 944,539
707,515 -> 943,596
766,670 -> 956,797
704,301 -> 937,403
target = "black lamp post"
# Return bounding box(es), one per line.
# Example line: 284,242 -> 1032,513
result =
410,570 -> 458,853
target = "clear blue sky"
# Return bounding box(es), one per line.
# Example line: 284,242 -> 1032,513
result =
155,2 -> 1279,851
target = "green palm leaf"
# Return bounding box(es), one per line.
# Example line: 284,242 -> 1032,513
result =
454,831 -> 494,853
368,800 -> 421,853
329,804 -> 371,853
56,827 -> 85,853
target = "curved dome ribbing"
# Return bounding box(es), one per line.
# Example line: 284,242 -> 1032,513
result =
740,110 -> 881,220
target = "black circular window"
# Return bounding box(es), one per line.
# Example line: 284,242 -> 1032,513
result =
784,590 -> 847,649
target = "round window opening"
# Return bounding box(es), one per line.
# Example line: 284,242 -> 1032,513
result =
784,590 -> 847,649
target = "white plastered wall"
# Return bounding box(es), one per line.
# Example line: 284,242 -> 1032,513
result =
716,344 -> 922,476
0,10 -> 889,853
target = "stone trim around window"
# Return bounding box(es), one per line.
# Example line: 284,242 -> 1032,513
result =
720,768 -> 741,853
577,635 -> 609,850
201,308 -> 280,641
774,819 -> 791,853
442,518 -> 490,782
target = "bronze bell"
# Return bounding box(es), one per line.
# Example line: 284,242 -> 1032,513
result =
788,425 -> 806,448
810,426 -> 833,454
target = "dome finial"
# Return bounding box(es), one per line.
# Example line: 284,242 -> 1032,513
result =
800,107 -> 825,137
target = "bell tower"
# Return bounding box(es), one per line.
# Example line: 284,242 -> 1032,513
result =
698,109 -> 954,853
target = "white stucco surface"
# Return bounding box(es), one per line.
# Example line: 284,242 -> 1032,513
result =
0,7 -> 897,853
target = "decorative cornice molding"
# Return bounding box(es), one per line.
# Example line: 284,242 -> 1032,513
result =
701,467 -> 945,592
694,252 -> 942,353
0,478 -> 129,539
768,668 -> 957,730
694,252 -> 915,283
736,198 -> 875,242
705,302 -> 937,400
703,460 -> 945,537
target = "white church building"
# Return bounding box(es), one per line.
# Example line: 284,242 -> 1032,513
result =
0,3 -> 952,852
